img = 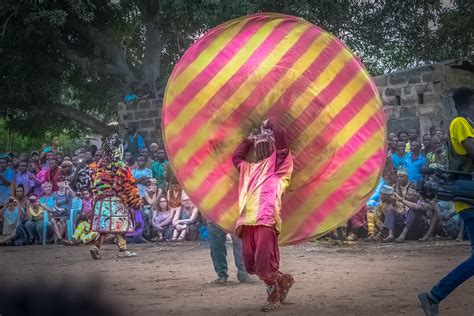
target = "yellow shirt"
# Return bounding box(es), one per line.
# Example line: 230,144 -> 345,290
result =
449,117 -> 474,212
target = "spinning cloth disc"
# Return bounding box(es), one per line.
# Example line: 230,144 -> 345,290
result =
162,13 -> 386,244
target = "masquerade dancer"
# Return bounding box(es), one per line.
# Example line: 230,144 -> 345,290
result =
89,134 -> 143,259
232,117 -> 295,312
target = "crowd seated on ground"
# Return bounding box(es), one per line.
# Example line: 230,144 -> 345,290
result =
0,125 -> 469,248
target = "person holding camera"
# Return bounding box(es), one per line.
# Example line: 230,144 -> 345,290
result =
418,87 -> 474,316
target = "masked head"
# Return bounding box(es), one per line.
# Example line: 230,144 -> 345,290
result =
102,134 -> 124,163
253,127 -> 275,161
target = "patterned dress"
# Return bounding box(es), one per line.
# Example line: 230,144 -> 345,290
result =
91,160 -> 142,234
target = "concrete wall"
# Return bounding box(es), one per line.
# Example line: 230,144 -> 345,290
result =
118,61 -> 474,147
374,62 -> 474,137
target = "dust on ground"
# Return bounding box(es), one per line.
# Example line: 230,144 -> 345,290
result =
1,239 -> 473,315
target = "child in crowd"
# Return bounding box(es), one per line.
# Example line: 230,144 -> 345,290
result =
62,189 -> 97,246
131,154 -> 153,198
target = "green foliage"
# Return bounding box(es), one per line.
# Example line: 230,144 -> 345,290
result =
0,0 -> 472,138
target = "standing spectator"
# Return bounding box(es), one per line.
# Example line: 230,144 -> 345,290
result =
149,143 -> 159,157
398,131 -> 409,146
14,160 -> 35,196
54,152 -> 63,165
0,157 -> 14,208
140,147 -> 154,168
83,150 -> 94,165
426,136 -> 447,169
74,160 -> 93,193
0,197 -> 23,245
388,136 -> 399,154
28,160 -> 42,196
45,158 -> 62,192
124,152 -> 137,171
404,141 -> 426,184
421,134 -> 432,155
124,125 -> 145,157
124,81 -> 140,103
391,141 -> 407,171
25,193 -> 52,244
42,136 -> 62,154
208,221 -> 251,284
60,161 -> 77,191
89,150 -> 103,171
131,155 -> 153,198
151,148 -> 169,193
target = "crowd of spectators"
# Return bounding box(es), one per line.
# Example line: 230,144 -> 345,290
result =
0,135 -> 205,247
0,125 -> 467,248
334,126 -> 466,244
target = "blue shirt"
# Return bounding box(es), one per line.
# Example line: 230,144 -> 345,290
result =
391,153 -> 406,171
367,178 -> 385,208
404,153 -> 426,183
0,167 -> 15,206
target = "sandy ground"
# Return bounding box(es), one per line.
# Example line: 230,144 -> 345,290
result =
1,239 -> 473,316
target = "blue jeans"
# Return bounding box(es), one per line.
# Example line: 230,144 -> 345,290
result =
430,208 -> 474,303
208,223 -> 247,281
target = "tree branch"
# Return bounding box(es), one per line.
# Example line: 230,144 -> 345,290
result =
46,103 -> 117,136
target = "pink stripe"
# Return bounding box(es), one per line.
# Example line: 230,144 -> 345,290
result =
167,25 -> 321,153
170,17 -> 254,80
292,81 -> 374,173
285,149 -> 384,244
165,16 -> 277,124
281,108 -> 385,220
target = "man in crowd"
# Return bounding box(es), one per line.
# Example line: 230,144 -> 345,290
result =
151,148 -> 169,193
0,157 -> 14,210
391,141 -> 407,171
14,160 -> 35,196
124,125 -> 145,157
421,134 -> 431,155
132,154 -> 153,198
426,136 -> 447,170
418,87 -> 474,315
232,117 -> 295,312
404,140 -> 426,184
45,158 -> 62,192
208,221 -> 252,284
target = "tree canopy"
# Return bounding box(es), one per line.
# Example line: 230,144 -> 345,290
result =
0,0 -> 472,138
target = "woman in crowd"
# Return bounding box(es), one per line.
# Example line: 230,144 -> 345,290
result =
0,197 -> 23,245
62,189 -> 97,246
25,193 -> 52,244
143,178 -> 161,239
171,192 -> 200,241
50,180 -> 73,243
167,177 -> 182,209
14,184 -> 28,215
151,197 -> 175,241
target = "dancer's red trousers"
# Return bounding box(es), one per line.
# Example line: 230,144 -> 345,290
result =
240,225 -> 281,285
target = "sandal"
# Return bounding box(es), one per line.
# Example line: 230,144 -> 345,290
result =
117,250 -> 137,258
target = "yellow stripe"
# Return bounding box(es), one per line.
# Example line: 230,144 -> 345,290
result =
166,18 -> 250,104
165,18 -> 284,140
291,97 -> 381,189
292,70 -> 370,156
172,23 -> 314,164
175,31 -> 334,178
279,127 -> 385,243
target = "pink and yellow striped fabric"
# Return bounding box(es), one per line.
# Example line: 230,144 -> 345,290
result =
162,13 -> 386,244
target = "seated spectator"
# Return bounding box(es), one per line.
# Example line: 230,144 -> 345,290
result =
125,208 -> 145,244
62,189 -> 97,246
404,141 -> 426,184
426,136 -> 447,169
25,193 -> 52,244
151,196 -> 175,242
124,125 -> 145,157
14,160 -> 35,195
171,192 -> 200,241
50,181 -> 73,243
436,201 -> 465,242
144,178 -> 162,211
124,81 -> 140,103
0,197 -> 24,245
167,177 -> 182,209
391,141 -> 407,171
383,188 -> 428,243
39,182 -> 55,213
131,155 -> 153,198
365,184 -> 392,242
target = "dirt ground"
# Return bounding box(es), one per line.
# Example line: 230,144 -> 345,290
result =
1,239 -> 473,316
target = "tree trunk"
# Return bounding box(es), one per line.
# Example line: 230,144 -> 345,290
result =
47,104 -> 117,136
142,22 -> 162,94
